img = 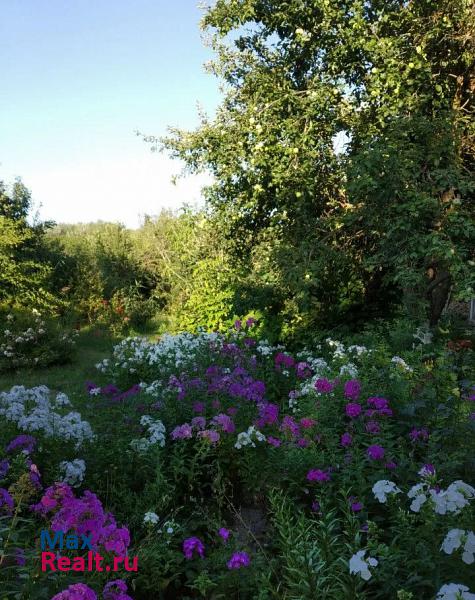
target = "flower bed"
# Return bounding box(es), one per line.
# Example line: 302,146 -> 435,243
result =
0,321 -> 474,598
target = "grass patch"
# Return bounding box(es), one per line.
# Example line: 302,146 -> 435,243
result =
0,327 -> 117,396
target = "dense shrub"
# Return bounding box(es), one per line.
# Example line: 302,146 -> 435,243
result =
0,308 -> 77,372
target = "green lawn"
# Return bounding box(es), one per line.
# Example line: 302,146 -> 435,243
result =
0,328 -> 117,397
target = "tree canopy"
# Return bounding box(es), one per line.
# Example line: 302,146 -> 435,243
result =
160,0 -> 475,330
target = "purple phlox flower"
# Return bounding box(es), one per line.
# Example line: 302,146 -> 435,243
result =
340,432 -> 352,447
365,420 -> 380,434
300,417 -> 316,429
51,583 -> 97,600
34,485 -> 129,556
345,403 -> 362,418
344,380 -> 361,401
191,416 -> 206,430
218,527 -> 231,541
6,434 -> 37,454
0,488 -> 14,513
275,352 -> 295,370
221,342 -> 241,357
296,362 -> 312,379
171,423 -> 193,440
409,427 -> 429,442
206,365 -> 221,377
349,496 -> 363,512
367,397 -> 393,417
28,462 -> 42,489
315,378 -> 334,393
385,461 -> 397,470
234,319 -> 242,330
246,380 -> 266,402
198,429 -> 220,444
52,491 -> 105,546
418,463 -> 436,478
103,580 -> 133,600
306,469 -> 331,483
245,317 -> 256,327
281,415 -> 300,438
188,377 -> 204,389
367,445 -> 385,460
227,551 -> 251,569
0,459 -> 10,479
183,536 -> 205,560
112,383 -> 142,403
100,522 -> 130,555
267,436 -> 282,447
297,438 -> 311,448
101,384 -> 119,396
168,375 -> 187,401
32,482 -> 74,515
192,401 -> 205,414
256,403 -> 279,427
311,500 -> 321,513
228,382 -> 246,398
244,337 -> 256,347
367,397 -> 389,410
232,366 -> 248,377
211,413 -> 235,434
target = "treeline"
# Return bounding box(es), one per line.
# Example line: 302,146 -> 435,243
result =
0,178 -> 398,343
0,184 -> 284,339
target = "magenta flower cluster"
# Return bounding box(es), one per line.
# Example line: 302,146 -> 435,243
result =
51,580 -> 133,600
306,469 -> 331,482
33,483 -> 130,555
315,378 -> 334,393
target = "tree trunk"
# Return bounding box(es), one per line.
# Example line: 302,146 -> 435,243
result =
426,266 -> 452,327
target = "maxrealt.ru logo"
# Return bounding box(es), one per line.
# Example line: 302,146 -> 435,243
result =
40,530 -> 138,573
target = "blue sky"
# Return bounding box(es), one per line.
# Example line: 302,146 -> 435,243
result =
0,1 -> 221,226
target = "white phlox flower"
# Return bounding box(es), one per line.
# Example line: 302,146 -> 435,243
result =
349,550 -> 378,581
372,480 -> 402,503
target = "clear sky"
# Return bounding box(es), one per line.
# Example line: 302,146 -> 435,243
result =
0,1 -> 221,227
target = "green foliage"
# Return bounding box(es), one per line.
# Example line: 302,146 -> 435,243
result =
268,490 -> 359,599
156,0 -> 474,332
0,181 -> 58,311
